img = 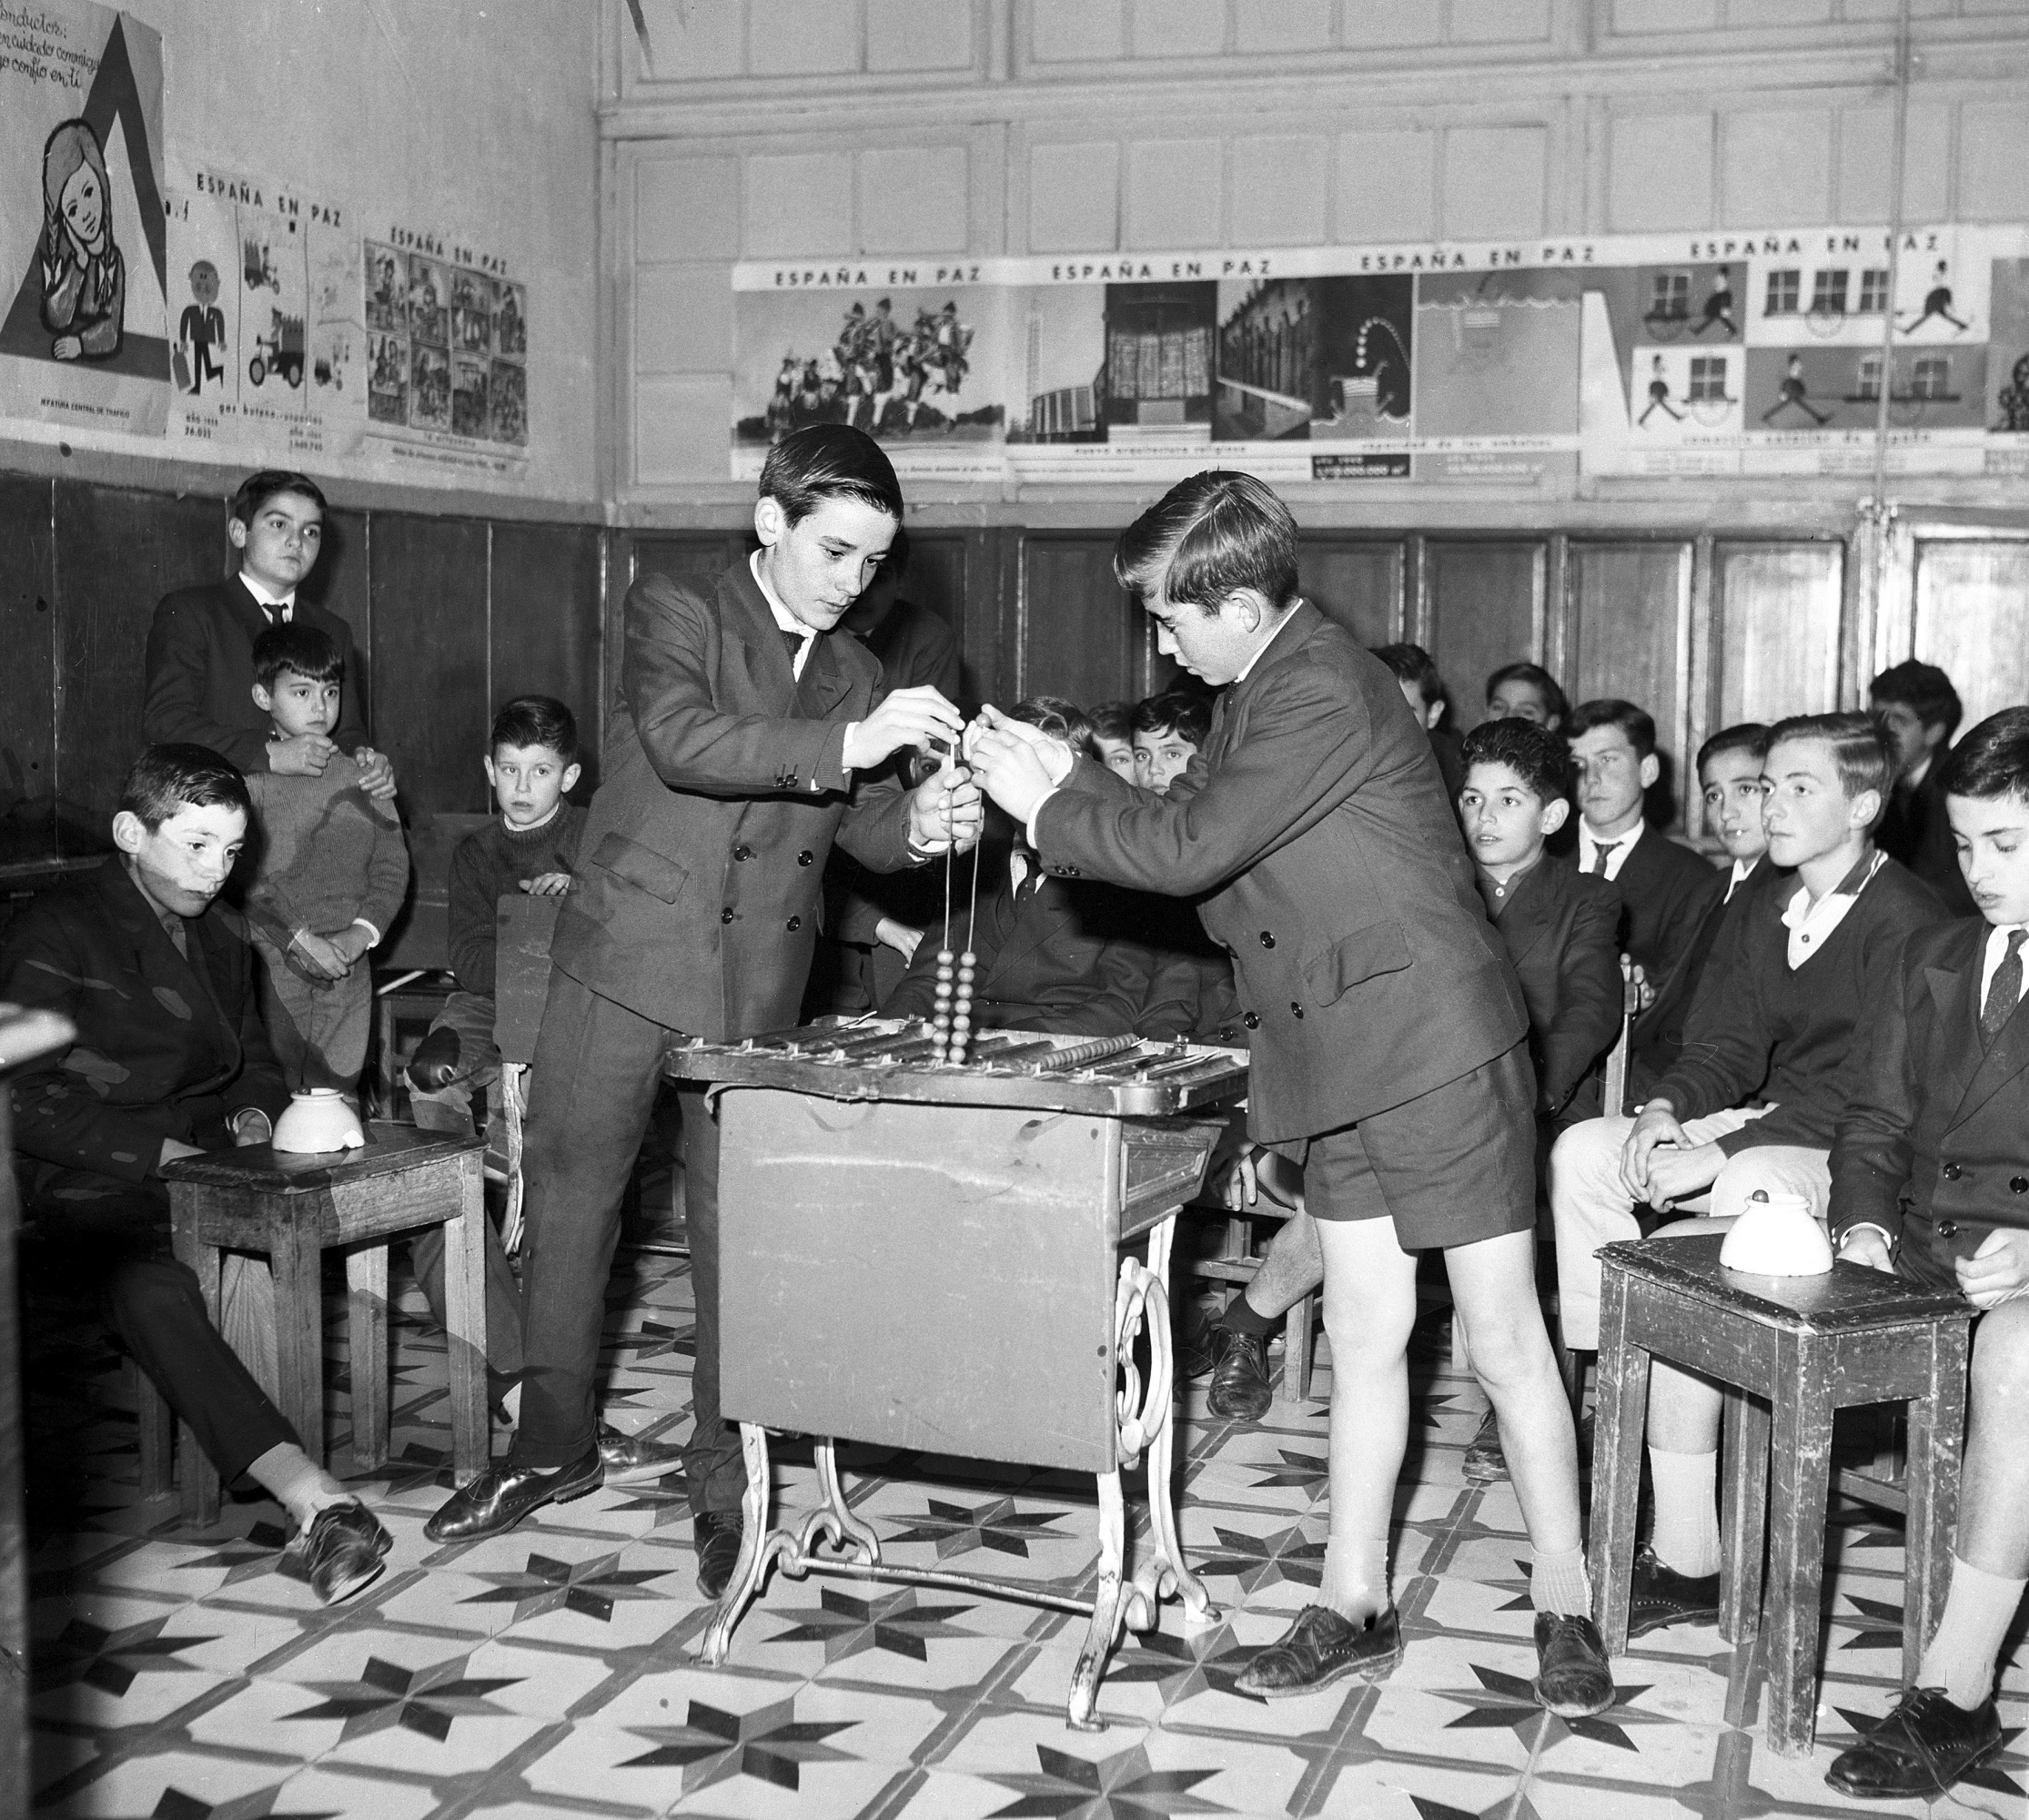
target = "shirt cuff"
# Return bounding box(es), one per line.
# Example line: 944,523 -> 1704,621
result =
351,919 -> 381,946
1025,785 -> 1060,853
1837,1221 -> 1896,1253
228,1107 -> 273,1142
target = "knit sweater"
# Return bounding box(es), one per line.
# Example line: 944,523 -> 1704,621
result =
244,754 -> 409,954
1652,853 -> 1946,1156
447,804 -> 587,996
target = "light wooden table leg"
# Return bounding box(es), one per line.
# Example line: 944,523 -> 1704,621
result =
1763,1334 -> 1833,1757
345,1244 -> 390,1471
1588,1269 -> 1649,1654
1903,1324 -> 1968,1688
1720,1385 -> 1771,1645
441,1155 -> 490,1485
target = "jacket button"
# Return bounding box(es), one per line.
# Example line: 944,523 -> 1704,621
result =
1290,1001 -> 1304,1018
797,850 -> 814,866
2014,1176 -> 2029,1194
1259,931 -> 1276,948
1937,1219 -> 1959,1239
786,915 -> 802,931
1943,1162 -> 1963,1180
1242,1012 -> 1260,1029
720,908 -> 735,925
733,844 -> 752,862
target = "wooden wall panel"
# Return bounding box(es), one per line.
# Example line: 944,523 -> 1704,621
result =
1021,537 -> 1138,709
306,506 -> 373,736
491,522 -> 605,783
369,514 -> 491,817
0,477 -> 56,859
1302,540 -> 1405,648
1423,540 -> 1544,727
1714,541 -> 1843,731
1912,537 -> 2029,736
52,483 -> 225,829
1569,542 -> 1694,816
894,531 -> 968,701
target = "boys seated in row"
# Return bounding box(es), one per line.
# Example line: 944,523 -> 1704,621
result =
884,696 -> 1233,1041
1550,712 -> 1948,1360
1621,708 -> 2029,1802
1206,718 -> 1623,1423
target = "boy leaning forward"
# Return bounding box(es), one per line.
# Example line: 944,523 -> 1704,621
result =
968,471 -> 1615,1714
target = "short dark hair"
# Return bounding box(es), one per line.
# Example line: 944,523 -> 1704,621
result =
1937,707 -> 2029,803
1485,661 -> 1570,725
1133,690 -> 1213,748
1697,722 -> 1772,776
1461,717 -> 1571,804
120,743 -> 252,831
1373,642 -> 1445,710
1009,694 -> 1095,757
1088,701 -> 1135,745
758,423 -> 903,526
1768,711 -> 1899,813
230,469 -> 327,526
1566,697 -> 1658,763
251,622 -> 342,690
1113,470 -> 1299,617
1870,659 -> 1963,741
490,694 -> 579,763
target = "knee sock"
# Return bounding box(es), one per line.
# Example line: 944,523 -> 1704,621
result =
1531,1543 -> 1592,1618
1646,1446 -> 1722,1578
1222,1290 -> 1281,1338
499,1380 -> 524,1426
1319,1532 -> 1390,1622
1917,1556 -> 2028,1710
247,1442 -> 354,1532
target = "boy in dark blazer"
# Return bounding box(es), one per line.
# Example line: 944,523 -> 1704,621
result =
4,746 -> 392,1603
143,470 -> 395,801
968,471 -> 1612,1716
424,428 -> 980,1594
1819,708 -> 2029,1799
1872,658 -> 1976,916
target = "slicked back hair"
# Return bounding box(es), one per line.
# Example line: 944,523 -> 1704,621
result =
230,469 -> 327,526
1565,697 -> 1658,763
1937,706 -> 2029,804
1870,659 -> 1963,741
1767,712 -> 1899,819
1697,722 -> 1771,776
1113,470 -> 1299,617
1373,642 -> 1445,710
251,622 -> 342,690
491,694 -> 580,763
758,423 -> 903,526
120,743 -> 252,831
1009,694 -> 1095,757
1461,717 -> 1572,805
1088,700 -> 1135,746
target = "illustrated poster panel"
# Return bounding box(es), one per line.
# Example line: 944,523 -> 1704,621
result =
0,0 -> 168,435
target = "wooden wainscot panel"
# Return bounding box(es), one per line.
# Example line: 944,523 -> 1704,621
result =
1022,536 -> 1138,710
1911,533 -> 2029,733
1302,538 -> 1406,648
0,476 -> 56,862
1423,540 -> 1546,723
369,514 -> 490,817
1713,540 -> 1843,730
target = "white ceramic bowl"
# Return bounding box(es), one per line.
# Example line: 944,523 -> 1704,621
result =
1719,1191 -> 1833,1277
272,1088 -> 368,1155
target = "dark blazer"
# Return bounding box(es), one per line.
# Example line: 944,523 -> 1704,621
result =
1625,858 -> 1765,1107
885,851 -> 1234,1041
1880,763 -> 1977,917
1,858 -> 288,1201
143,577 -> 368,773
1572,827 -> 1727,981
547,561 -> 917,1039
1831,918 -> 2029,1284
1490,860 -> 1623,1124
1032,602 -> 1526,1144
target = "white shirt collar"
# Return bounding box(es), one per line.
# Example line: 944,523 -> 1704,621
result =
750,551 -> 814,676
1781,849 -> 1885,970
1577,816 -> 1645,878
238,572 -> 295,616
1233,605 -> 1302,684
1726,854 -> 1759,899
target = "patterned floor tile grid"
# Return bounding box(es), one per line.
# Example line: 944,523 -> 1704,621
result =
23,1249 -> 2029,1819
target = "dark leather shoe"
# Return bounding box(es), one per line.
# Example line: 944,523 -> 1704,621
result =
1463,1409 -> 1507,1483
695,1511 -> 743,1600
1206,1325 -> 1273,1421
1533,1610 -> 1616,1718
1826,1687 -> 2003,1798
406,1025 -> 465,1091
299,1501 -> 392,1605
598,1422 -> 684,1488
423,1446 -> 601,1542
1627,1545 -> 1721,1638
1236,1604 -> 1403,1697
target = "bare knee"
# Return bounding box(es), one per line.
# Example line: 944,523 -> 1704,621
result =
1971,1301 -> 2029,1416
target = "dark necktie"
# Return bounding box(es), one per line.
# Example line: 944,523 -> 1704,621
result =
782,628 -> 807,664
1981,928 -> 2026,1050
1590,839 -> 1620,876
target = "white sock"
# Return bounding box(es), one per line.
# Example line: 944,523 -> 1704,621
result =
1917,1556 -> 2027,1711
1531,1543 -> 1591,1618
500,1381 -> 523,1426
1646,1446 -> 1721,1579
1319,1532 -> 1389,1623
247,1442 -> 352,1532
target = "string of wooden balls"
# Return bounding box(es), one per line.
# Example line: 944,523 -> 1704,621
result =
931,743 -> 984,1065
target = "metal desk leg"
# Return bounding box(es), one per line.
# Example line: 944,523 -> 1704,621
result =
803,1437 -> 880,1566
699,1422 -> 786,1665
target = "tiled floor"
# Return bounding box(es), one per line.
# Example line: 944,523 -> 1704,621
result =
24,1241 -> 2029,1818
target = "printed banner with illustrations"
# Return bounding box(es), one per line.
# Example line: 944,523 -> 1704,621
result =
731,225 -> 2029,486
0,0 -> 169,436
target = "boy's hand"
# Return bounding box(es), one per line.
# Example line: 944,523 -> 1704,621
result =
1642,1141 -> 1725,1207
269,733 -> 338,776
967,720 -> 1067,824
905,769 -> 983,853
1835,1228 -> 1897,1274
874,917 -> 922,963
520,872 -> 573,896
1222,1147 -> 1260,1210
843,686 -> 965,772
1955,1228 -> 2029,1309
1628,961 -> 1655,1013
1619,1100 -> 1688,1198
291,928 -> 367,980
353,747 -> 398,801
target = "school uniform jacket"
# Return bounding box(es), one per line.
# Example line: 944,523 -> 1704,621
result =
1031,602 -> 1527,1144
1,858 -> 288,1199
1489,860 -> 1624,1124
143,577 -> 369,774
1880,763 -> 1977,918
546,561 -> 917,1040
1625,857 -> 1762,1107
1831,918 -> 2029,1281
1570,826 -> 1727,982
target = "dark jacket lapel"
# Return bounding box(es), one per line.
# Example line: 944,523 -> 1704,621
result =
1496,861 -> 1560,971
794,629 -> 853,722
984,867 -> 1075,986
1950,923 -> 2029,1125
722,561 -> 800,713
98,861 -> 239,1077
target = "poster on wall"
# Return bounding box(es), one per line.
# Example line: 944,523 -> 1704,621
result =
360,222 -> 528,479
164,166 -> 363,462
730,226 -> 2029,486
0,0 -> 169,436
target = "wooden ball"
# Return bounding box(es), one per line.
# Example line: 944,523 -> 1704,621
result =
959,951 -> 977,967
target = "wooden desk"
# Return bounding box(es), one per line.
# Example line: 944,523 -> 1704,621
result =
668,1021 -> 1247,1730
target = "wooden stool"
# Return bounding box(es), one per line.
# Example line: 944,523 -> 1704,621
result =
1590,1233 -> 1972,1757
142,1126 -> 490,1524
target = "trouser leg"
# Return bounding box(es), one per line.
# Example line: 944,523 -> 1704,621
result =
408,1218 -> 525,1380
677,1084 -> 743,1516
